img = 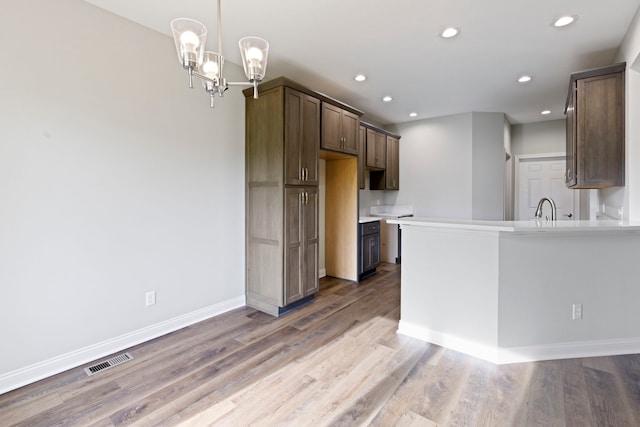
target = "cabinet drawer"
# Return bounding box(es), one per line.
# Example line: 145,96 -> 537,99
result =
361,221 -> 380,235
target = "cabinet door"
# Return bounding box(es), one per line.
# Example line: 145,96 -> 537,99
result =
358,126 -> 365,189
284,188 -> 304,305
361,234 -> 381,273
302,187 -> 319,296
565,85 -> 577,187
366,129 -> 386,169
575,72 -> 625,188
284,187 -> 318,305
369,233 -> 381,268
285,89 -> 320,186
385,136 -> 400,190
321,103 -> 359,155
341,110 -> 359,155
321,103 -> 343,152
361,234 -> 372,273
301,95 -> 320,185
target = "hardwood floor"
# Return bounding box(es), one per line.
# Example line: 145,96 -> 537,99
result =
2,263 -> 640,426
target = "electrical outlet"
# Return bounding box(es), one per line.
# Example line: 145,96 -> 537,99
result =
572,303 -> 582,320
146,291 -> 156,307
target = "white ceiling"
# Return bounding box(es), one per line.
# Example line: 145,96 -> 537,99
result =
84,0 -> 640,125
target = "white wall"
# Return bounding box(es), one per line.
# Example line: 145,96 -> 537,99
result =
0,0 -> 246,391
606,5 -> 640,220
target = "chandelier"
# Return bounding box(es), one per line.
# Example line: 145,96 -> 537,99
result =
170,0 -> 269,107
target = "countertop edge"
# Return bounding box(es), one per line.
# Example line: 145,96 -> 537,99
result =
386,217 -> 640,233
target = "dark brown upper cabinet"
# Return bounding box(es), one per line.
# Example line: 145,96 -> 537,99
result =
565,63 -> 625,189
366,128 -> 386,170
321,102 -> 359,155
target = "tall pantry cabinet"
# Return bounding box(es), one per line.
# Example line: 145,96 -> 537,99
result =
244,81 -> 320,316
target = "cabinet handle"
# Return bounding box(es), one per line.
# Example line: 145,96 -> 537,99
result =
304,167 -> 308,181
305,192 -> 309,204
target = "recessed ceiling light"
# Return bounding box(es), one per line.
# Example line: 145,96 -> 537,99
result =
518,75 -> 532,83
354,74 -> 366,82
409,112 -> 418,117
541,110 -> 551,115
441,27 -> 459,38
554,16 -> 575,27
382,96 -> 393,102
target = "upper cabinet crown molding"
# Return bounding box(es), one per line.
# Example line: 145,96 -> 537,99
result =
244,76 -> 364,117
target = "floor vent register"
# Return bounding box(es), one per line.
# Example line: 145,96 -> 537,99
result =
84,352 -> 134,376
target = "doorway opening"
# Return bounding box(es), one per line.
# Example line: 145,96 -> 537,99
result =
515,153 -> 580,220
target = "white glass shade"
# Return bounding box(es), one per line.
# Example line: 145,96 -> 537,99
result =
170,18 -> 207,68
239,37 -> 269,82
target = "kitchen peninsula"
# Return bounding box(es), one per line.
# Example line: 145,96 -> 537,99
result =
387,217 -> 640,364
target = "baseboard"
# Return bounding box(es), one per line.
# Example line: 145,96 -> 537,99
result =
397,320 -> 640,365
497,338 -> 640,364
0,296 -> 246,395
397,321 -> 500,363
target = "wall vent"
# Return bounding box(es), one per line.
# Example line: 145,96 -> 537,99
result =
84,352 -> 133,376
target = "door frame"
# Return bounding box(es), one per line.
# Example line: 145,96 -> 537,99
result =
514,152 -> 580,220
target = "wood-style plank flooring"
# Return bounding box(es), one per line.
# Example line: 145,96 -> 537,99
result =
2,263 -> 640,426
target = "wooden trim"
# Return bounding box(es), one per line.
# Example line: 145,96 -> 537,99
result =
360,121 -> 401,139
564,62 -> 626,112
243,76 -> 364,117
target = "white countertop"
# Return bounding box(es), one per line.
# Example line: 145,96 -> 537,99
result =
358,216 -> 381,224
385,217 -> 640,233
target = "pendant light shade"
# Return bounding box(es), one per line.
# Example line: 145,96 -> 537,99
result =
170,0 -> 270,106
239,37 -> 269,82
170,18 -> 207,69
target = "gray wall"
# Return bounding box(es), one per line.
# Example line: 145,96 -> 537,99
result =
0,0 -> 246,390
472,113 -> 507,220
510,120 -> 566,157
386,113 -> 474,218
385,112 -> 505,220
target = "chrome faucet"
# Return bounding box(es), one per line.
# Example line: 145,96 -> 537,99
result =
534,197 -> 557,220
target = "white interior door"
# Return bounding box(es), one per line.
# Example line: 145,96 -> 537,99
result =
517,157 -> 575,220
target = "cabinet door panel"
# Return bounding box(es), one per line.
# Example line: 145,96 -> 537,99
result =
385,136 -> 400,190
341,110 -> 359,155
284,188 -> 303,304
366,130 -> 386,169
370,234 -> 380,267
565,86 -> 577,186
303,188 -> 319,296
577,73 -> 624,187
302,95 -> 320,185
284,88 -> 303,185
358,126 -> 365,189
321,103 -> 342,151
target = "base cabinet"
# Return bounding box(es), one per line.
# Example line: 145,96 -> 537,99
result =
359,221 -> 381,280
